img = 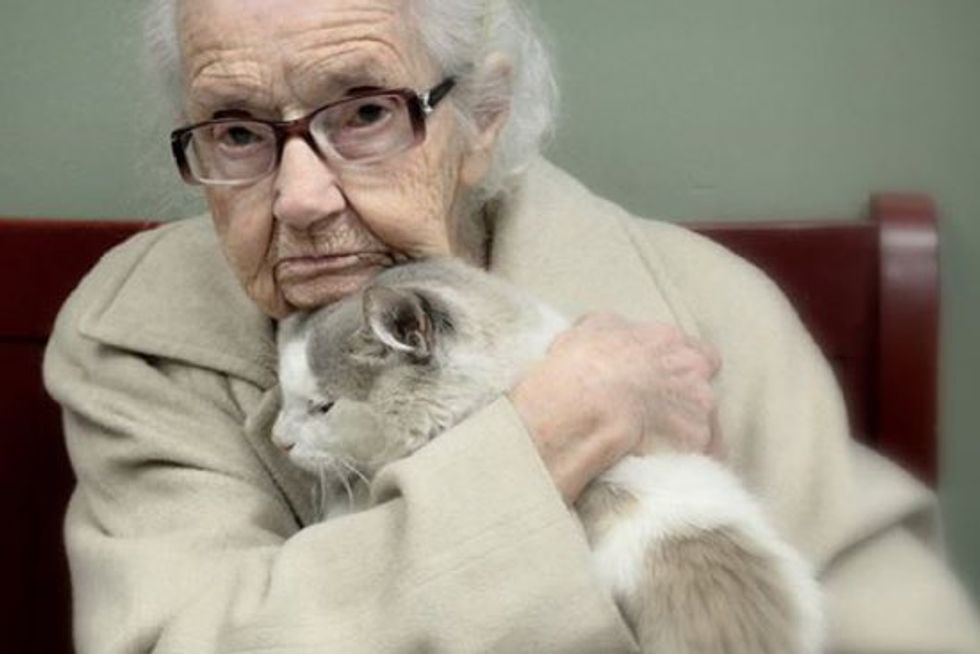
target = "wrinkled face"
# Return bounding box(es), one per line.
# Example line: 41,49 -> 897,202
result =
178,0 -> 496,317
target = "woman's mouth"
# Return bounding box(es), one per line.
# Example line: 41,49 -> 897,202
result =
274,251 -> 398,309
275,251 -> 396,282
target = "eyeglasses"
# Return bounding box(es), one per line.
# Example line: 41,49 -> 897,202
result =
170,77 -> 456,186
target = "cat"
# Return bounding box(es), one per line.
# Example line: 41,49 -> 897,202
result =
273,257 -> 823,653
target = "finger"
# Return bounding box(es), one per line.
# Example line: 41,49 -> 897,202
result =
658,348 -> 718,378
683,336 -> 722,377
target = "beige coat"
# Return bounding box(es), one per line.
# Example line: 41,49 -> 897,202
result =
45,160 -> 980,653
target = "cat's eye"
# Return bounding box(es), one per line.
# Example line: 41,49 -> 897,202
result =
309,401 -> 334,415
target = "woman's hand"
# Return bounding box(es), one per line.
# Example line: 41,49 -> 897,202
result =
508,313 -> 722,504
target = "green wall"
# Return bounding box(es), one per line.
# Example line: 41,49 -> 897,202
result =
2,1 -> 978,602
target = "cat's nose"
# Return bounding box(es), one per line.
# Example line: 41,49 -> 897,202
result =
271,416 -> 296,452
272,431 -> 295,452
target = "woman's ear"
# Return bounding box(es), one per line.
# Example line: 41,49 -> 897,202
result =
460,53 -> 512,188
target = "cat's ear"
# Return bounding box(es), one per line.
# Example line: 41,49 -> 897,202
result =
362,286 -> 434,362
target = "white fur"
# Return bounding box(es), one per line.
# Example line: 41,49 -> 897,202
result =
521,303 -> 570,361
592,455 -> 824,653
278,338 -> 318,404
272,338 -> 318,452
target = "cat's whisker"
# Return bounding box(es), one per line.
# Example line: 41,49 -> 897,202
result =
315,463 -> 335,521
337,455 -> 371,491
332,459 -> 356,512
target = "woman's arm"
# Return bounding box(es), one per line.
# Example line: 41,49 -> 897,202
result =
46,288 -> 636,654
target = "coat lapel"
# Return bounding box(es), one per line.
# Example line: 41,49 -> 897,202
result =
79,217 -> 321,525
79,218 -> 278,390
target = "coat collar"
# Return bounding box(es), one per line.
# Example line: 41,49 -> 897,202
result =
79,217 -> 279,389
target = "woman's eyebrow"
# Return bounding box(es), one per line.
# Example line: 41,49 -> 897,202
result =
188,74 -> 274,116
211,108 -> 257,120
289,55 -> 397,100
187,65 -> 399,121
188,92 -> 272,121
187,98 -> 261,121
344,85 -> 385,95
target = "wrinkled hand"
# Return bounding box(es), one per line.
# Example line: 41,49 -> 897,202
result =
508,313 -> 722,504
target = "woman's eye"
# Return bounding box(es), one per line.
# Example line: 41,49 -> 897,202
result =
350,103 -> 389,127
215,123 -> 265,148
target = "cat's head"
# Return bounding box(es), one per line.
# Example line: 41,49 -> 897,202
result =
272,260 -> 499,481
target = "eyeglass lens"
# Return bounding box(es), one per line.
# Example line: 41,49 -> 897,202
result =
183,92 -> 419,184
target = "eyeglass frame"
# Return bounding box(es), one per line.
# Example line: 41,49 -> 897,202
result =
169,77 -> 457,186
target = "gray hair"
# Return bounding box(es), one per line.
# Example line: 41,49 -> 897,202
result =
143,0 -> 558,201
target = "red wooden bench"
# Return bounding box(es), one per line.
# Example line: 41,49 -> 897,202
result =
0,192 -> 938,652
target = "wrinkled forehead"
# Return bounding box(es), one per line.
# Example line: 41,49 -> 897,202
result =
177,0 -> 432,113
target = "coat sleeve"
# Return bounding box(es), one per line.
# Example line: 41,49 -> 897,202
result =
44,276 -> 636,653
624,217 -> 980,653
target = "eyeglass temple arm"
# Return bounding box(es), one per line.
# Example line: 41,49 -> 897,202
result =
421,78 -> 456,114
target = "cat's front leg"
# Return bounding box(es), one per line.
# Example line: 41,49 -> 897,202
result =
582,455 -> 823,654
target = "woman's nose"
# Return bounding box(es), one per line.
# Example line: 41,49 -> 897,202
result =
273,138 -> 348,230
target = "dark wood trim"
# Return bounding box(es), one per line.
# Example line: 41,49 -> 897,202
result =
871,193 -> 939,484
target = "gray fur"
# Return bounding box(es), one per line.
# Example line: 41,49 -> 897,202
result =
273,257 -> 565,515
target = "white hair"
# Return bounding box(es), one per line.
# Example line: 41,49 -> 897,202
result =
142,0 -> 558,201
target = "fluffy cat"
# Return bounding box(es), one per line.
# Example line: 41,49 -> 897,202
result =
274,257 -> 823,653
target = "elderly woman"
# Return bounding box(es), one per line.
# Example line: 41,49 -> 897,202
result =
44,1 -> 978,652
